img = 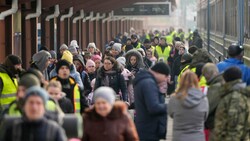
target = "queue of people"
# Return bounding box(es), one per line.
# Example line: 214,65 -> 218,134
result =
0,27 -> 250,141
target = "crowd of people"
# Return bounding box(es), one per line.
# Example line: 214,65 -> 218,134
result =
0,26 -> 249,141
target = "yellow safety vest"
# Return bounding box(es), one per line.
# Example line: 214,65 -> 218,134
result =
135,42 -> 142,49
0,72 -> 18,110
177,32 -> 185,41
146,34 -> 150,40
171,31 -> 177,39
51,77 -> 81,114
166,35 -> 173,45
155,45 -> 171,62
7,99 -> 59,116
177,65 -> 207,89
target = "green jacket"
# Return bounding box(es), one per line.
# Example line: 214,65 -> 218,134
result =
213,79 -> 249,141
205,74 -> 224,129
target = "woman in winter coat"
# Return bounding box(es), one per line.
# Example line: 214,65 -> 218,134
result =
168,70 -> 209,141
73,54 -> 92,96
125,49 -> 145,75
95,56 -> 128,102
82,87 -> 139,141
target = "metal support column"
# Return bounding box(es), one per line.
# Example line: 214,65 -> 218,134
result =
238,0 -> 244,45
207,0 -> 211,52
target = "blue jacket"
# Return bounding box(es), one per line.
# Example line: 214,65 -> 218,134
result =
217,58 -> 250,85
133,70 -> 167,140
50,65 -> 84,90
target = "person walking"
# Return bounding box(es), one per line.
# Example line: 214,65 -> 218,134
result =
133,62 -> 169,141
168,70 -> 209,141
82,87 -> 139,141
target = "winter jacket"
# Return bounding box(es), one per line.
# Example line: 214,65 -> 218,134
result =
168,88 -> 209,141
205,74 -> 224,130
121,68 -> 134,105
217,58 -> 250,85
125,49 -> 145,74
82,102 -> 139,141
50,64 -> 84,89
133,70 -> 167,140
50,76 -> 88,113
81,71 -> 92,96
172,54 -> 182,76
95,66 -> 128,101
1,117 -> 67,141
213,80 -> 249,141
58,93 -> 74,113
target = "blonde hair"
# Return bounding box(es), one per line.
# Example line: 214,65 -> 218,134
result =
175,70 -> 199,99
47,80 -> 62,91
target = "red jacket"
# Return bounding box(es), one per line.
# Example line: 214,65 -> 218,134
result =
82,102 -> 139,141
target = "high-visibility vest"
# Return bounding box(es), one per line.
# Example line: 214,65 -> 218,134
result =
0,72 -> 18,110
177,32 -> 185,41
166,35 -> 173,45
135,42 -> 142,49
177,65 -> 207,89
155,45 -> 171,62
7,99 -> 58,116
51,77 -> 81,114
170,31 -> 177,39
146,34 -> 150,40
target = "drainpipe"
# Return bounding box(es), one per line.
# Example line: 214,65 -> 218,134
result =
73,9 -> 84,23
25,0 -> 41,20
45,5 -> 60,21
83,11 -> 94,22
238,0 -> 244,45
91,13 -> 100,21
0,0 -> 18,20
99,13 -> 106,20
222,0 -> 226,60
102,12 -> 112,23
207,0 -> 210,52
60,7 -> 73,21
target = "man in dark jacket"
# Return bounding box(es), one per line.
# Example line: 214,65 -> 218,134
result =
0,55 -> 23,113
1,86 -> 67,141
134,62 -> 169,141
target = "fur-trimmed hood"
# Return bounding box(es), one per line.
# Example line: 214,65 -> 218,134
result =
84,101 -> 128,120
125,49 -> 145,68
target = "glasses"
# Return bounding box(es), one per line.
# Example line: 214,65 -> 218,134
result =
88,66 -> 95,68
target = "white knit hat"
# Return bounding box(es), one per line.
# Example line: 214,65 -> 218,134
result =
87,42 -> 97,49
70,40 -> 79,49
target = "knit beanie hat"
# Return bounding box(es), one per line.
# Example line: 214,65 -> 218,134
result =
56,60 -> 70,73
93,87 -> 116,105
49,50 -> 57,59
60,44 -> 68,50
91,55 -> 102,62
223,67 -> 242,82
70,40 -> 79,49
5,55 -> 22,65
112,43 -> 122,52
151,62 -> 170,76
61,50 -> 73,64
116,57 -> 126,66
87,42 -> 97,50
25,86 -> 49,104
68,46 -> 78,55
86,59 -> 95,68
32,50 -> 51,71
19,74 -> 40,89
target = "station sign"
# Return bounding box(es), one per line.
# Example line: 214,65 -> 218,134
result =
114,2 -> 171,16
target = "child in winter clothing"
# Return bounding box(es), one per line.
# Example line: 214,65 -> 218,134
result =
146,49 -> 157,66
117,57 -> 135,107
47,80 -> 74,113
87,79 -> 96,105
125,49 -> 145,75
